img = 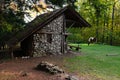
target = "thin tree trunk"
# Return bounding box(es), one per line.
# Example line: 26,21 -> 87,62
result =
110,2 -> 115,45
102,14 -> 106,43
96,17 -> 99,43
106,19 -> 109,44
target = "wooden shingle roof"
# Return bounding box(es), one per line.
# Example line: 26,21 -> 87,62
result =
6,6 -> 91,47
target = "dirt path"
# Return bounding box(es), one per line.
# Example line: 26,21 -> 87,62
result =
0,52 -> 82,80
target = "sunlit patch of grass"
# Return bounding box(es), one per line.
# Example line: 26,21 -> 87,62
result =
64,44 -> 120,80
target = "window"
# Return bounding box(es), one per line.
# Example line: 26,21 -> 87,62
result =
47,34 -> 52,43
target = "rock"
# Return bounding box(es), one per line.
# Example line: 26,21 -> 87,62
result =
36,61 -> 64,74
65,75 -> 79,80
54,73 -> 80,80
19,71 -> 28,77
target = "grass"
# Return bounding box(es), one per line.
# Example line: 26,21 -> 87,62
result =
64,44 -> 120,80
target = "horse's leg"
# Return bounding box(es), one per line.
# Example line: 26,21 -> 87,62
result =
88,42 -> 90,46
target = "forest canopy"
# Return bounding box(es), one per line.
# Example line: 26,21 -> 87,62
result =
0,0 -> 120,46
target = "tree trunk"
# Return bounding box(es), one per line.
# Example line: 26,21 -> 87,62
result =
102,14 -> 106,43
106,19 -> 109,44
110,2 -> 115,45
96,17 -> 99,43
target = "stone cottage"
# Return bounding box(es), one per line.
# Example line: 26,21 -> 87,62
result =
6,6 -> 90,58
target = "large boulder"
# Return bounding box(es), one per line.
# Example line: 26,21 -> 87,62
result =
36,61 -> 64,74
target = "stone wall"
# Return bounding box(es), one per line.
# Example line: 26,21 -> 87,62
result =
33,15 -> 65,57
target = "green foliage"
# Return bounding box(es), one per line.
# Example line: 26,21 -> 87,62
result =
0,6 -> 25,45
64,44 -> 120,80
67,27 -> 96,43
73,0 -> 120,45
67,28 -> 83,43
0,0 -> 120,46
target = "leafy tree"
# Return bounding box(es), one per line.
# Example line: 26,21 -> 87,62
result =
0,0 -> 25,47
74,0 -> 120,45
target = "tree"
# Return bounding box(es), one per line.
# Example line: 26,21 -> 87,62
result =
0,0 -> 25,47
74,0 -> 120,45
110,1 -> 119,45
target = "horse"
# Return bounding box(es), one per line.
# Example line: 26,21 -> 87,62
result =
88,37 -> 97,46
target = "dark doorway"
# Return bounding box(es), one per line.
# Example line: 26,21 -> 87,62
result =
20,35 -> 33,57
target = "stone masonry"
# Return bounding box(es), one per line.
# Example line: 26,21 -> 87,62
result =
33,15 -> 65,57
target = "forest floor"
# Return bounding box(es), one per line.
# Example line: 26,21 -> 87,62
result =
0,51 -> 85,80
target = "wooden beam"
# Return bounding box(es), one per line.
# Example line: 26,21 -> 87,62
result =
37,31 -> 61,34
0,47 -> 21,53
66,19 -> 79,24
63,33 -> 72,35
37,31 -> 71,35
9,47 -> 14,59
62,14 -> 66,54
